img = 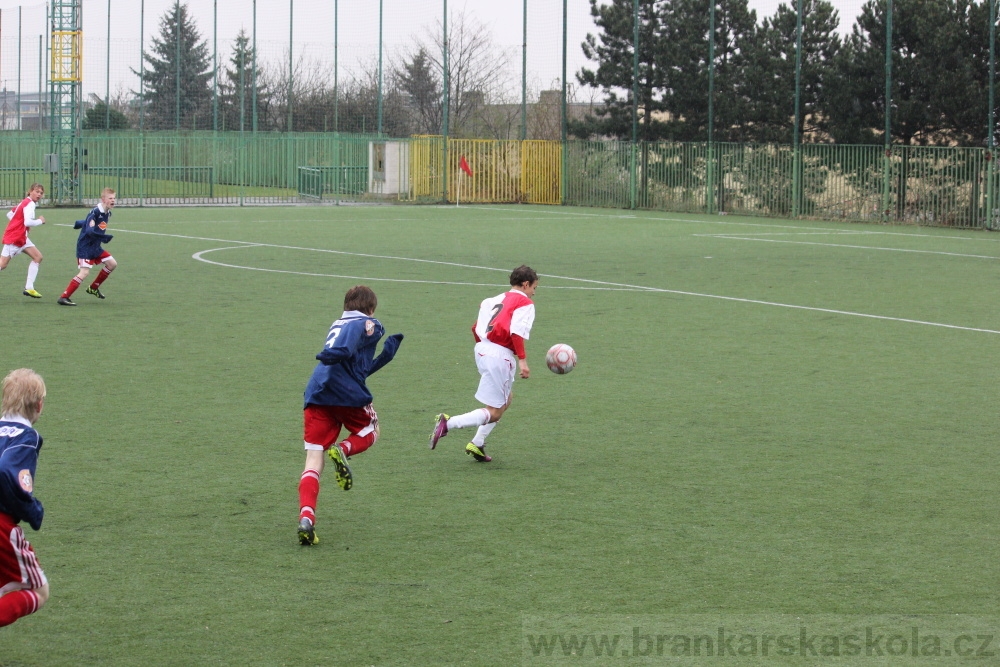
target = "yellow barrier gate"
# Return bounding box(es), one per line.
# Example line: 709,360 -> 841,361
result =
409,137 -> 561,204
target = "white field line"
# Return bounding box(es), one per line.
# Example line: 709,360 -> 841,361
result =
476,205 -> 1000,243
65,224 -> 1000,336
703,235 -> 1000,260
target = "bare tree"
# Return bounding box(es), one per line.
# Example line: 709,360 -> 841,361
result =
396,10 -> 515,138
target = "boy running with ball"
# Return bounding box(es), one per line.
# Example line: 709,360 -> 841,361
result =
430,265 -> 538,462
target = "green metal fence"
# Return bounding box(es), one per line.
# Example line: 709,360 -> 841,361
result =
1,131 -> 998,229
566,140 -> 996,229
297,166 -> 368,199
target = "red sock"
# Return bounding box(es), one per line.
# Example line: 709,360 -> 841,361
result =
0,590 -> 39,627
61,277 -> 82,299
298,469 -> 320,523
341,431 -> 377,458
90,267 -> 112,289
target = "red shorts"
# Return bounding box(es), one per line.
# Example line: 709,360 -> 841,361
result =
303,403 -> 378,451
0,512 -> 46,596
78,250 -> 112,269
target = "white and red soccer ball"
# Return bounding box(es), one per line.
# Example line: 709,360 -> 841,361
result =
545,343 -> 577,375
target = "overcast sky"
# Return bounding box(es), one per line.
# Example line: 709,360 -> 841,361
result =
0,0 -> 869,98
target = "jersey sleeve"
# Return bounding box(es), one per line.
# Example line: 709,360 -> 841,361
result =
0,437 -> 44,530
22,201 -> 42,228
509,303 -> 535,339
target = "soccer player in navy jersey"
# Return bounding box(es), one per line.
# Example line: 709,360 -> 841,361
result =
58,188 -> 117,306
0,369 -> 49,627
297,285 -> 404,546
429,265 -> 538,462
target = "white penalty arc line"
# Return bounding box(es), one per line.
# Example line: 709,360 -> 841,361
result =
191,246 -> 653,291
97,226 -> 1000,336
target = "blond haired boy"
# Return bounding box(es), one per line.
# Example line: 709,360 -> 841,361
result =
59,187 -> 117,306
1,183 -> 46,298
0,369 -> 49,627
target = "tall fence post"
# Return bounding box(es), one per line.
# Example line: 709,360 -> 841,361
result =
105,0 -> 111,129
377,0 -> 383,136
212,0 -> 218,132
707,0 -> 716,215
140,0 -> 146,204
630,0 -> 638,210
288,0 -> 294,132
252,0 -> 258,133
442,0 -> 450,203
521,0 -> 527,141
881,0 -> 893,221
38,34 -> 42,133
175,0 -> 180,130
987,0 -> 996,229
561,0 -> 568,205
792,0 -> 803,217
17,7 -> 21,131
334,0 -> 339,133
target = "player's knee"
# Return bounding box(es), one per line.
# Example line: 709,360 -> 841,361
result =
33,583 -> 49,608
105,258 -> 117,271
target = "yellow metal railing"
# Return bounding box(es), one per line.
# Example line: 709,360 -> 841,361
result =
51,30 -> 82,82
409,137 -> 562,204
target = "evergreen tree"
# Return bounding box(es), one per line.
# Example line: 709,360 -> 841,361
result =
397,48 -> 442,135
917,0 -> 987,144
134,2 -> 213,130
575,0 -> 669,140
822,6 -> 884,144
82,102 -> 130,130
219,30 -> 269,132
823,0 -> 973,144
661,0 -> 761,142
750,0 -> 842,143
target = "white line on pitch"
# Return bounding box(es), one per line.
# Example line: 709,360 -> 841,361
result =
706,235 -> 1000,260
477,205 -> 1000,243
85,226 -> 1000,335
192,247 -> 648,291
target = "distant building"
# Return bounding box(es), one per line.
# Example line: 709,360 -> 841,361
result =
0,90 -> 48,131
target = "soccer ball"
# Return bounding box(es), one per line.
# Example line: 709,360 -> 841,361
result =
545,343 -> 577,374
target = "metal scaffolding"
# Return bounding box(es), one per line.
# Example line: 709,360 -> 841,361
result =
48,0 -> 82,203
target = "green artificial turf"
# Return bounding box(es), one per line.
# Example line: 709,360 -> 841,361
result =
1,204 -> 998,665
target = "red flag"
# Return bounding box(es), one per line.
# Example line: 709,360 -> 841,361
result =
459,155 -> 474,177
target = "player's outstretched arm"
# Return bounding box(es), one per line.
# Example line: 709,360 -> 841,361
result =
370,333 -> 404,375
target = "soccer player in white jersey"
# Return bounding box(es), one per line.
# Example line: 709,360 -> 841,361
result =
1,184 -> 46,299
429,265 -> 538,462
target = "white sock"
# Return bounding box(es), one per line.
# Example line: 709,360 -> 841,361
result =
471,422 -> 497,447
25,262 -> 39,290
447,408 -> 490,430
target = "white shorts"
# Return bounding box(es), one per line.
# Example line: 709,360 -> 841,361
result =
1,239 -> 35,258
473,341 -> 517,409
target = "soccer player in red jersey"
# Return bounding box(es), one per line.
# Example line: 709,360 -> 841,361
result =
0,184 -> 46,299
429,265 -> 538,462
0,369 -> 49,627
